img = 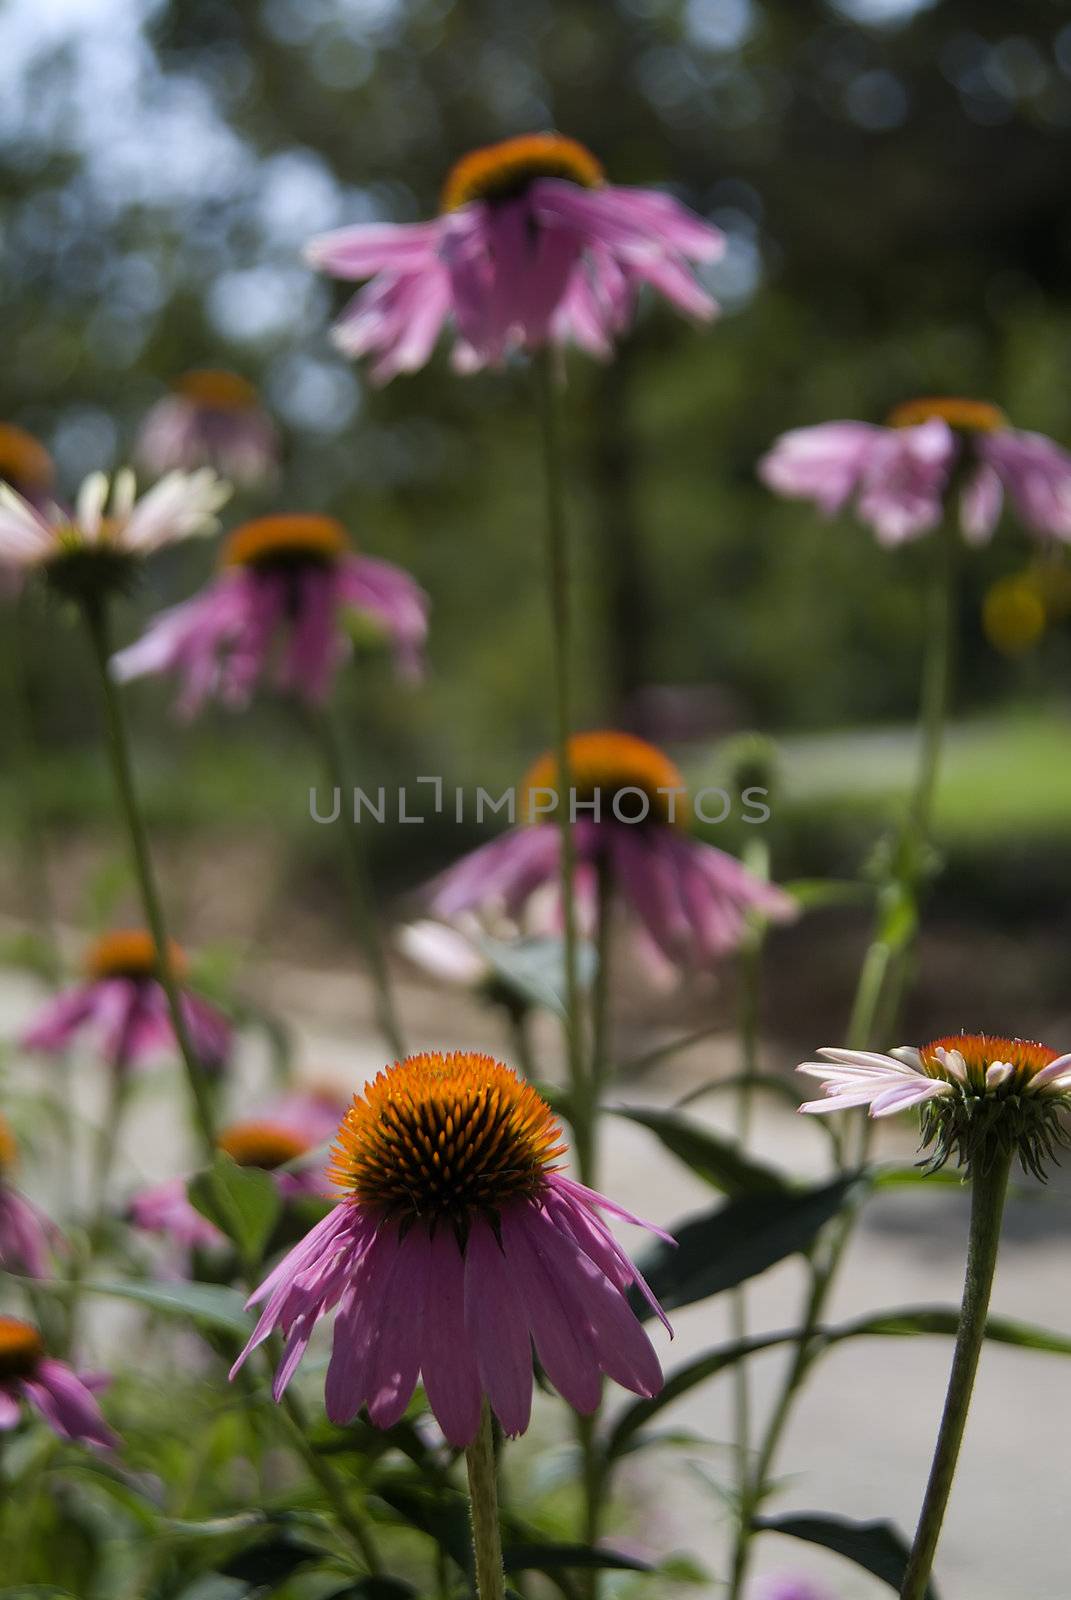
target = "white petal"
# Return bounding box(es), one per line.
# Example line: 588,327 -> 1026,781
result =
817,1047 -> 913,1072
986,1062 -> 1013,1088
1027,1053 -> 1071,1090
934,1047 -> 968,1084
111,467 -> 137,522
121,469 -> 230,553
870,1080 -> 951,1117
890,1046 -> 924,1069
76,471 -> 109,540
0,485 -> 57,565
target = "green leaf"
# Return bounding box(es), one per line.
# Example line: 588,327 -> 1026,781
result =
376,1480 -> 472,1570
630,1175 -> 860,1319
614,1106 -> 787,1195
608,1328 -> 800,1459
782,877 -> 874,909
476,934 -> 597,1016
503,1542 -> 650,1574
825,1305 -> 1071,1356
753,1512 -> 938,1599
321,1584 -> 419,1600
27,1276 -> 252,1336
188,1152 -> 282,1264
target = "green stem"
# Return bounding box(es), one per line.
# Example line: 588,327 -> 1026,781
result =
88,1063 -> 130,1250
4,590 -> 61,984
81,597 -> 216,1158
465,1400 -> 506,1600
899,1149 -> 1011,1600
730,932 -> 762,1523
532,350 -> 586,1176
310,704 -> 406,1062
728,522 -> 958,1599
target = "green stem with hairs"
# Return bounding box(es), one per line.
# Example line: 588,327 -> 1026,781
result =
727,520 -> 959,1600
900,1148 -> 1012,1600
81,596 -> 216,1158
465,1400 -> 506,1600
532,350 -> 587,1177
730,928 -> 763,1525
309,704 -> 406,1062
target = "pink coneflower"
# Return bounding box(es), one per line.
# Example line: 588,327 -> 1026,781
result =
231,1051 -> 670,1447
21,930 -> 232,1075
759,397 -> 1071,547
430,732 -> 795,969
112,513 -> 428,714
137,369 -> 280,488
131,1090 -> 347,1253
306,131 -> 723,381
0,467 -> 229,589
0,1115 -> 59,1277
798,1032 -> 1071,1176
0,1317 -> 115,1448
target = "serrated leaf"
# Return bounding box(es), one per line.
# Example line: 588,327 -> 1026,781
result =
753,1512 -> 938,1598
615,1106 -> 787,1195
630,1175 -> 860,1320
188,1152 -> 281,1264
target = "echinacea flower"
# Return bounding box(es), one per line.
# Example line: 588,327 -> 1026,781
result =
137,369 -> 280,488
798,1033 -> 1071,1176
0,1316 -> 115,1448
759,397 -> 1071,547
231,1051 -> 670,1446
429,732 -> 795,969
111,513 -> 428,714
0,1114 -> 59,1277
0,467 -> 229,600
21,929 -> 232,1075
0,422 -> 54,507
306,131 -> 724,381
131,1090 -> 347,1254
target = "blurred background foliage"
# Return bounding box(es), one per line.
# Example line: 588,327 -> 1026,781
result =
3,0 -> 1071,954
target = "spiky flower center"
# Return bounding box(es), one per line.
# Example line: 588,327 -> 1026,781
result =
522,730 -> 687,826
441,133 -> 604,212
0,423 -> 53,494
919,1033 -> 1059,1092
0,1115 -> 17,1176
328,1051 -> 565,1221
0,1317 -> 44,1381
85,929 -> 188,983
887,397 -> 1006,434
222,514 -> 349,571
217,1121 -> 311,1171
175,369 -> 260,412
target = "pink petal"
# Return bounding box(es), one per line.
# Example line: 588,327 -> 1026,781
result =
464,1217 -> 533,1437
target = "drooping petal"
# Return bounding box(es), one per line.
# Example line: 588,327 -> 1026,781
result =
420,1227 -> 483,1446
364,1222 -> 430,1429
758,423 -> 882,517
464,1217 -> 533,1437
334,554 -> 430,680
22,1359 -> 117,1449
521,1203 -> 662,1398
498,1203 -> 601,1415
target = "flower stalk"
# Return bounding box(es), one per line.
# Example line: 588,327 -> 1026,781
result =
465,1400 -> 506,1600
309,704 -> 405,1061
899,1146 -> 1012,1599
81,596 -> 217,1158
728,519 -> 959,1600
532,349 -> 588,1179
